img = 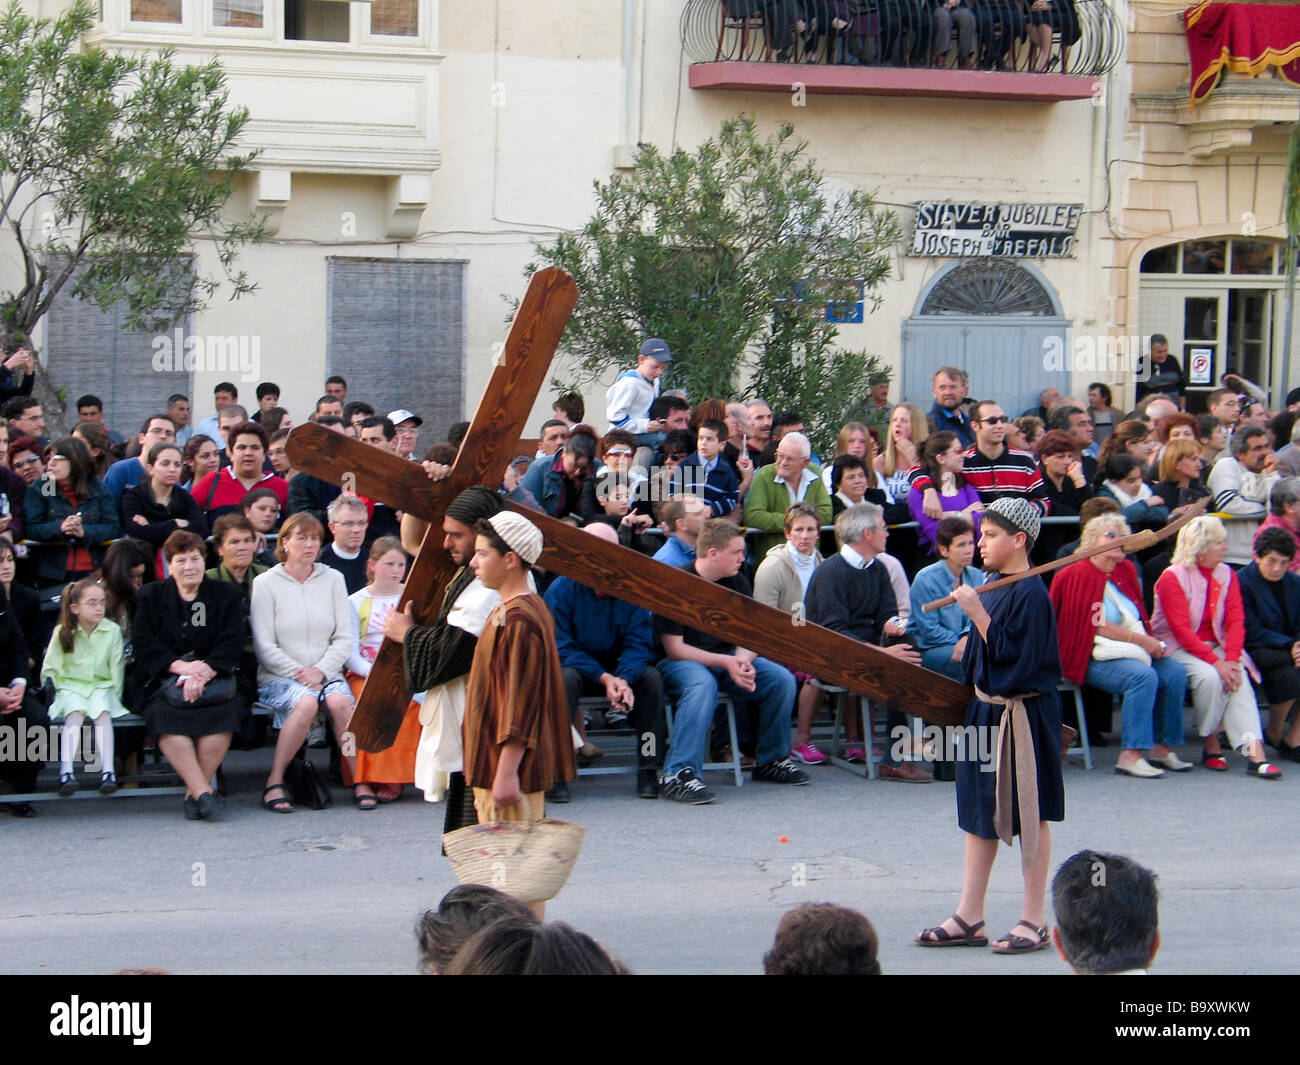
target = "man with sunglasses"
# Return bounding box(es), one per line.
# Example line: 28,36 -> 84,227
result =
912,401 -> 1052,523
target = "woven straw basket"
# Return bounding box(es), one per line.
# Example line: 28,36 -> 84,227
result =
442,797 -> 585,904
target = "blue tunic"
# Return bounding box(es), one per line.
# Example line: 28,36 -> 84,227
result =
956,574 -> 1065,839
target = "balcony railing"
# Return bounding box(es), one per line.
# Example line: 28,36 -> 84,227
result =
681,0 -> 1123,79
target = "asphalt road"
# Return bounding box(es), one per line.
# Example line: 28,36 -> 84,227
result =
2,734 -> 1295,975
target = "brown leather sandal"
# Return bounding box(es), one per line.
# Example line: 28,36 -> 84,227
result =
991,921 -> 1050,954
916,913 -> 988,947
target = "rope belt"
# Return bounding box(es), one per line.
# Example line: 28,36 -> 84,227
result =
974,686 -> 1041,865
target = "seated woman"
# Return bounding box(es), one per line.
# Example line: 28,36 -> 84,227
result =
240,487 -> 281,568
96,538 -> 153,714
1049,514 -> 1189,778
1008,415 -> 1043,456
909,516 -> 981,682
133,530 -> 249,818
24,436 -> 120,588
753,503 -> 830,764
347,536 -> 419,803
1150,515 -> 1281,778
909,515 -> 981,781
1252,476 -> 1300,572
121,443 -> 208,567
251,513 -> 363,812
1036,429 -> 1092,560
181,434 -> 220,493
1098,420 -> 1156,480
1150,439 -> 1210,517
1238,528 -> 1300,761
0,536 -> 44,675
908,431 -> 983,559
9,436 -> 45,490
877,403 -> 927,504
829,454 -> 886,516
1096,454 -> 1169,527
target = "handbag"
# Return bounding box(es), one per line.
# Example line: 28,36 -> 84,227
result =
443,796 -> 584,904
1091,586 -> 1151,666
161,673 -> 237,708
284,749 -> 333,809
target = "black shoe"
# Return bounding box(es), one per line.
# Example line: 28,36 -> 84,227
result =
545,781 -> 571,804
196,791 -> 219,819
58,772 -> 77,797
183,796 -> 201,820
752,757 -> 811,786
659,767 -> 716,804
636,768 -> 660,799
7,802 -> 36,818
99,772 -> 118,795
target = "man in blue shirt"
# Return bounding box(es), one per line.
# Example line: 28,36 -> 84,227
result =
928,366 -> 975,448
101,413 -> 177,505
652,495 -> 708,568
544,523 -> 666,801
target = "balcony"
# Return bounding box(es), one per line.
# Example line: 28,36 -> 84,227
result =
681,0 -> 1123,102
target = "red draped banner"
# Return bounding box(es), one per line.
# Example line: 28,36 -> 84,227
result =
1184,1 -> 1300,107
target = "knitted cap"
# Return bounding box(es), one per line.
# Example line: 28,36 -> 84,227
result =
985,497 -> 1040,546
486,511 -> 544,565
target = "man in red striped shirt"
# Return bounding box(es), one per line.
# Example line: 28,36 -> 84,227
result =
913,400 -> 1052,521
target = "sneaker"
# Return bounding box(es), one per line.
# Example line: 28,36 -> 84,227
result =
790,741 -> 828,765
845,745 -> 868,765
659,768 -> 716,805
752,758 -> 811,786
605,709 -> 629,728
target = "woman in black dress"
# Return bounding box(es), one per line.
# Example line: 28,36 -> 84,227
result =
917,497 -> 1064,954
133,530 -> 248,820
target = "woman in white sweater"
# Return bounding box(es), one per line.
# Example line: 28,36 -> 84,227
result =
251,512 -> 366,812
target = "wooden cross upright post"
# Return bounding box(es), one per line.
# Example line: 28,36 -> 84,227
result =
287,269 -> 972,753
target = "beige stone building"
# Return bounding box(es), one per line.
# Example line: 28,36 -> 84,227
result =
6,0 -> 1295,439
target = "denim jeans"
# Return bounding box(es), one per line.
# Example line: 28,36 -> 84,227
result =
659,656 -> 796,778
921,644 -> 965,682
1083,655 -> 1187,751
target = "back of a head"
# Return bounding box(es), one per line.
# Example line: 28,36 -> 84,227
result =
443,917 -> 623,975
1052,850 -> 1158,974
415,885 -> 536,975
763,903 -> 881,975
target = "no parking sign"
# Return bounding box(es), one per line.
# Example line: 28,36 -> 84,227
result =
1189,347 -> 1213,385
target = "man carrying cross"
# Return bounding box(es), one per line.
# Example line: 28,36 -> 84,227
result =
382,486 -> 515,836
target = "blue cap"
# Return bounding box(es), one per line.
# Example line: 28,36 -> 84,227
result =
638,337 -> 673,363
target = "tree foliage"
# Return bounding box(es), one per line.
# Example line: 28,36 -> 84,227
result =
525,115 -> 900,453
0,0 -> 264,352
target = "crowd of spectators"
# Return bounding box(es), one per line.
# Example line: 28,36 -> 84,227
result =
3,339 -> 1299,819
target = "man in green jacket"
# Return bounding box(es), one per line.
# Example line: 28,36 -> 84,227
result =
743,432 -> 831,557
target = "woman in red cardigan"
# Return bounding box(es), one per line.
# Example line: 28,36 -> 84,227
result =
1149,515 -> 1282,778
1049,514 -> 1190,778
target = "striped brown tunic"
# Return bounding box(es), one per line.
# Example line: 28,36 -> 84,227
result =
462,593 -> 576,794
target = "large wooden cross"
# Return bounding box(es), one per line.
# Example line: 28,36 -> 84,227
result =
286,268 -> 971,752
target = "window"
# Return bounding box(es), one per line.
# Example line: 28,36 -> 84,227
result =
45,294 -> 192,437
213,0 -> 263,28
369,0 -> 416,36
131,0 -> 182,22
326,258 -> 466,441
285,0 -> 349,41
919,259 -> 1056,316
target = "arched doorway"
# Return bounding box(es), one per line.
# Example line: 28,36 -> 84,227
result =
1137,237 -> 1286,411
901,259 -> 1070,414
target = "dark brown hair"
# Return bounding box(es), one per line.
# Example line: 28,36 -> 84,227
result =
762,903 -> 882,976
415,885 -> 537,975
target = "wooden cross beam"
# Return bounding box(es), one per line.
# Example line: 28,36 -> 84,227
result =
286,269 -> 971,752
